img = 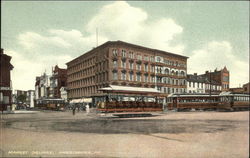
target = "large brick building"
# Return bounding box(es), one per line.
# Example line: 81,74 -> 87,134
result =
66,41 -> 188,103
49,65 -> 67,98
0,48 -> 14,111
200,67 -> 230,91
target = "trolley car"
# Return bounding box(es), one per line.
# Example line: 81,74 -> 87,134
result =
97,85 -> 163,113
35,98 -> 66,110
218,92 -> 249,111
167,92 -> 249,111
167,93 -> 220,111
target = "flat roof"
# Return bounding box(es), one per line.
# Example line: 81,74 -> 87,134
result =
67,40 -> 189,65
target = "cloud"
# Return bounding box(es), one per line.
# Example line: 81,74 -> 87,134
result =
10,1 -> 185,90
8,1 -> 248,91
86,1 -> 184,54
188,41 -> 249,87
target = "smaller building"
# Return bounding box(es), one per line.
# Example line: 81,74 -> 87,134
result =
60,87 -> 67,101
35,72 -> 51,104
49,65 -> 67,98
243,82 -> 250,94
229,82 -> 250,94
187,73 -> 221,94
0,49 -> 14,111
200,67 -> 229,91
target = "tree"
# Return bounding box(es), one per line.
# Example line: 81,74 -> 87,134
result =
17,94 -> 27,104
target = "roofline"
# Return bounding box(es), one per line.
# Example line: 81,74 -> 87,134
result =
66,40 -> 189,65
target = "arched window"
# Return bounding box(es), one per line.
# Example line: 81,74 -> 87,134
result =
165,69 -> 169,74
171,70 -> 175,75
181,71 -> 185,76
176,71 -> 178,76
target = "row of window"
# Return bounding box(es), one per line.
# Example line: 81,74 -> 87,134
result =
113,60 -> 186,76
222,84 -> 229,89
112,49 -> 186,68
156,86 -> 186,94
113,72 -> 186,85
187,82 -> 222,91
69,85 -> 106,98
68,66 -> 95,81
68,57 -> 95,73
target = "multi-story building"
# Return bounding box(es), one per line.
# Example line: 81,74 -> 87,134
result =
0,49 -> 14,111
200,67 -> 229,91
66,41 -> 188,103
35,73 -> 50,104
49,65 -> 67,98
187,73 -> 221,94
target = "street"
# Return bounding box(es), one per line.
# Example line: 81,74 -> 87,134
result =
0,110 -> 249,158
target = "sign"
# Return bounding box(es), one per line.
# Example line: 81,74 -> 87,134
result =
0,87 -> 11,90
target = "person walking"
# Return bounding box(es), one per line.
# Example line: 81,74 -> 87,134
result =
72,106 -> 76,115
86,104 -> 90,114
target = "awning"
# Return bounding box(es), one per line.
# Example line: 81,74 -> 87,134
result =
69,98 -> 92,103
99,85 -> 160,93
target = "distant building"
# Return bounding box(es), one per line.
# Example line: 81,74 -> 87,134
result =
66,40 -> 188,104
243,82 -> 250,94
60,87 -> 67,101
229,82 -> 250,94
199,67 -> 229,91
49,65 -> 67,98
229,87 -> 244,93
35,73 -> 50,104
13,90 -> 28,104
26,90 -> 35,108
0,48 -> 14,111
187,73 -> 221,94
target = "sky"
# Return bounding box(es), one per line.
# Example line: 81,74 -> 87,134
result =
1,1 -> 249,90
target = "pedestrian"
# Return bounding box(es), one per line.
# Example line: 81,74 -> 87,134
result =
72,106 -> 76,115
86,104 -> 90,114
77,105 -> 80,112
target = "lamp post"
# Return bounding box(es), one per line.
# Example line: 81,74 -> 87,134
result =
209,70 -> 212,101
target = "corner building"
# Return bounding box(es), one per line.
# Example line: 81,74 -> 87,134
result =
66,41 -> 188,102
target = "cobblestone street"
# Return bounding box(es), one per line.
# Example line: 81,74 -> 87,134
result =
1,110 -> 249,157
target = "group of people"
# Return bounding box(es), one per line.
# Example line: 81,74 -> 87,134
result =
72,104 -> 89,115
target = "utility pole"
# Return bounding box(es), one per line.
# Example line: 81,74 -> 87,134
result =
96,28 -> 98,47
209,70 -> 211,97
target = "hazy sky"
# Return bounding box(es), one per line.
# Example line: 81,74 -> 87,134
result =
1,1 -> 249,90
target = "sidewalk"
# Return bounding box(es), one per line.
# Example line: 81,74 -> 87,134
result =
1,110 -> 40,114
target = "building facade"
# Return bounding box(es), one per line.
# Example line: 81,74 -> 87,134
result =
0,49 -> 14,111
66,41 -> 188,102
35,73 -> 50,103
49,65 -> 67,98
187,73 -> 221,94
243,82 -> 250,94
60,87 -> 67,101
200,67 -> 229,91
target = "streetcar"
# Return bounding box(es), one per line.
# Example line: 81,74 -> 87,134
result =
218,92 -> 249,111
96,85 -> 163,113
166,92 -> 249,111
167,93 -> 220,111
35,98 -> 66,111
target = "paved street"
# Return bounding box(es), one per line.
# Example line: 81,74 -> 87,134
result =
0,110 -> 249,158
